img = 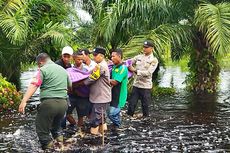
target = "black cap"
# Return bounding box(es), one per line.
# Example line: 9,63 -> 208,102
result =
92,47 -> 106,55
143,40 -> 154,47
80,48 -> 91,55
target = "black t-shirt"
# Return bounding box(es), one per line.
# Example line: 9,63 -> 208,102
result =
55,59 -> 71,69
110,82 -> 121,107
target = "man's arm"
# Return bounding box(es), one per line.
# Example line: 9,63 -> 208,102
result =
128,55 -> 139,73
131,55 -> 139,65
128,65 -> 137,73
111,65 -> 127,86
84,64 -> 102,85
72,80 -> 85,87
18,84 -> 38,114
137,58 -> 158,77
19,69 -> 42,114
110,79 -> 118,86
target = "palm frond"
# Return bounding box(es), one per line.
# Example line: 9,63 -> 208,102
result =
0,12 -> 29,45
97,0 -> 179,46
1,0 -> 26,15
123,23 -> 193,62
37,22 -> 70,47
195,2 -> 230,55
122,35 -> 146,59
149,24 -> 193,58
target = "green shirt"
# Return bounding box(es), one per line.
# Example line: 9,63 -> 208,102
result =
111,64 -> 128,108
39,60 -> 71,99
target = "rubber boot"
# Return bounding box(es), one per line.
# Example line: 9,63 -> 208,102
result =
99,123 -> 107,133
90,126 -> 100,135
42,140 -> 54,150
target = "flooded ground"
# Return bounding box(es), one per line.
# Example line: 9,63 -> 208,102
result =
1,67 -> 230,152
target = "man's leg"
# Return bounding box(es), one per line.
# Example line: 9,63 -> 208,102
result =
60,97 -> 70,129
127,87 -> 139,116
77,117 -> 84,127
90,103 -> 107,135
35,99 -> 55,149
50,99 -> 68,140
140,88 -> 152,117
108,106 -> 121,127
75,97 -> 90,127
60,115 -> 67,129
66,96 -> 77,126
90,103 -> 107,127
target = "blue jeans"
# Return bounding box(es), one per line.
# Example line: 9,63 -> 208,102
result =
108,106 -> 121,127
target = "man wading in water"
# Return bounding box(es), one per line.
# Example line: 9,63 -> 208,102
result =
127,40 -> 158,118
55,46 -> 73,129
18,53 -> 71,150
108,48 -> 128,132
75,47 -> 111,135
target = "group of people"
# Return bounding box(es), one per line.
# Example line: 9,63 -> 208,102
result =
18,40 -> 158,150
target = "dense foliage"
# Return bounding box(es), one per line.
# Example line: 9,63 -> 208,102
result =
0,0 -> 76,87
79,0 -> 230,93
0,74 -> 22,112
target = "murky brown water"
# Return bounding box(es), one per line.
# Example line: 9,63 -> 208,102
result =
1,67 -> 230,152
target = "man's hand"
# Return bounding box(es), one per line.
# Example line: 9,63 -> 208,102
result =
128,66 -> 137,73
110,79 -> 118,86
72,80 -> 85,88
18,83 -> 38,114
90,65 -> 100,80
18,101 -> 27,114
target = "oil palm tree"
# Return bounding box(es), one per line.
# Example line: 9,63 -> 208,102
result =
0,0 -> 75,87
91,0 -> 230,93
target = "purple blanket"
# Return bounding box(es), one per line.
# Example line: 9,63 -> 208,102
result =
67,59 -> 133,83
66,60 -> 133,97
67,67 -> 91,83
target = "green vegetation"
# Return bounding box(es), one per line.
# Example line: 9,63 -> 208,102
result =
21,62 -> 37,72
0,74 -> 22,112
0,0 -> 76,87
152,86 -> 176,97
81,0 -> 230,93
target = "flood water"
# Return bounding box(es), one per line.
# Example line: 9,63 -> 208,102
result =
1,66 -> 230,152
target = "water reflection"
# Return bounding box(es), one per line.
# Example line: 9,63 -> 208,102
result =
189,92 -> 217,113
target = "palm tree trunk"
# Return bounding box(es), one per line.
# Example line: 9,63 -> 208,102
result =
188,31 -> 220,93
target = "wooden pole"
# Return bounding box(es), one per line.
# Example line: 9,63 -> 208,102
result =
101,107 -> 104,146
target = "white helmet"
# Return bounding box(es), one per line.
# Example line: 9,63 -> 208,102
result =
62,46 -> 73,55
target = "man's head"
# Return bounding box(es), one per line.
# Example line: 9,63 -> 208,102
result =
80,48 -> 91,62
92,47 -> 106,63
36,53 -> 50,67
72,51 -> 83,67
111,48 -> 123,65
143,40 -> 154,55
61,46 -> 73,65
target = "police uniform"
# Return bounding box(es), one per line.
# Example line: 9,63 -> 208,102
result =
127,41 -> 158,117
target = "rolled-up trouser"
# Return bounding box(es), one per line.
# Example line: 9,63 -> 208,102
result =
35,98 -> 68,148
90,103 -> 109,128
108,106 -> 121,127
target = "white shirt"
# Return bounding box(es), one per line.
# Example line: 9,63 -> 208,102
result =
85,60 -> 97,72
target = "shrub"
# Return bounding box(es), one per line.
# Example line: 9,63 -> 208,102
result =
152,86 -> 176,97
0,74 -> 22,112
